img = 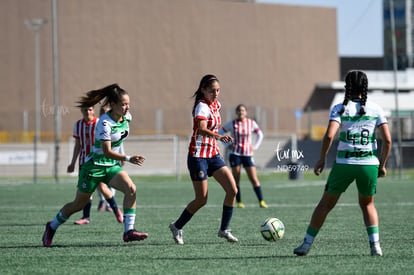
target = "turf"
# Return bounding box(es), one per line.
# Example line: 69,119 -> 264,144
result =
0,171 -> 413,274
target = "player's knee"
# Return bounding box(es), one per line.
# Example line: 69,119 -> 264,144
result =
227,187 -> 237,198
196,196 -> 208,207
128,183 -> 136,197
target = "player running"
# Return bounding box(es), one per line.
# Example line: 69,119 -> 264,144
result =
67,105 -> 123,225
169,74 -> 238,245
43,84 -> 148,247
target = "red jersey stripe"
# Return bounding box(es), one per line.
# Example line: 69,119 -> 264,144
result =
73,117 -> 97,166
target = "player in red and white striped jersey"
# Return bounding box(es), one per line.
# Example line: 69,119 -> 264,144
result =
188,98 -> 221,158
169,75 -> 239,244
67,106 -> 123,225
219,104 -> 267,208
70,108 -> 96,166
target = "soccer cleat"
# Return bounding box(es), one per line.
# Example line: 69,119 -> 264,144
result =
293,240 -> 312,256
370,241 -> 383,256
259,200 -> 268,208
123,229 -> 148,242
237,202 -> 245,208
42,221 -> 56,247
169,223 -> 184,245
97,200 -> 105,211
218,229 -> 238,243
74,218 -> 90,225
114,208 -> 124,223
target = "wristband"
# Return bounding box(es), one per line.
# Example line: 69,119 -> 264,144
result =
125,155 -> 131,162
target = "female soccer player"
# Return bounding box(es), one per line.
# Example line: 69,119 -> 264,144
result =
169,74 -> 238,245
293,70 -> 392,256
219,104 -> 267,208
43,84 -> 148,247
67,106 -> 123,225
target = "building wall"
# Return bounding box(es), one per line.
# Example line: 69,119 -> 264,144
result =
0,0 -> 338,139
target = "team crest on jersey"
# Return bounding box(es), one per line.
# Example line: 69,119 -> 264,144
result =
199,170 -> 204,179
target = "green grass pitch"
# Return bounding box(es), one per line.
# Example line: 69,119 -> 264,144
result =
0,171 -> 413,274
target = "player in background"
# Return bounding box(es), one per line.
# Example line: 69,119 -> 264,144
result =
293,70 -> 392,256
43,84 -> 148,247
67,106 -> 123,225
169,74 -> 238,245
219,104 -> 268,208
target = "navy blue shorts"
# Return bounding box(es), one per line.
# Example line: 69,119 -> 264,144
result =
229,154 -> 255,168
187,153 -> 226,181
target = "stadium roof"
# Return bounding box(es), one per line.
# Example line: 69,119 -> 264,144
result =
305,69 -> 414,115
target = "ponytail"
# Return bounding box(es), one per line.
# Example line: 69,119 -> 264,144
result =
77,83 -> 127,109
358,77 -> 368,116
339,89 -> 350,115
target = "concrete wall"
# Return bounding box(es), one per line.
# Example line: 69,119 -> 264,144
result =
0,0 -> 338,138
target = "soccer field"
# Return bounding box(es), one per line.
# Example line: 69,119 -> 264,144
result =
0,172 -> 413,274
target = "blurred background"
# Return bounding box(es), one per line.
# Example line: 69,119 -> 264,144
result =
0,0 -> 413,179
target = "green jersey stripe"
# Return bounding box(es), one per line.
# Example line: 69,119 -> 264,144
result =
340,115 -> 378,122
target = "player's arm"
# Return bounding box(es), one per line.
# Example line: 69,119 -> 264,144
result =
198,119 -> 232,143
67,138 -> 80,173
119,143 -> 126,166
253,128 -> 264,150
377,123 -> 392,178
101,140 -> 145,166
218,126 -> 233,148
314,120 -> 340,176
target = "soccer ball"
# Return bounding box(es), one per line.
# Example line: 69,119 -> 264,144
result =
260,217 -> 285,241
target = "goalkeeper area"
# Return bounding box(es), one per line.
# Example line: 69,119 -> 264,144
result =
0,171 -> 413,274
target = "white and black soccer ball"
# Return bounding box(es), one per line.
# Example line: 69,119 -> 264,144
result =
260,217 -> 285,241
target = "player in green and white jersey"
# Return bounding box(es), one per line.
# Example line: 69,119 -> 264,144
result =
43,84 -> 148,247
294,70 -> 392,257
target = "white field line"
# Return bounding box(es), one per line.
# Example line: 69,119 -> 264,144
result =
136,201 -> 414,209
1,202 -> 413,210
1,181 -> 413,209
267,181 -> 325,188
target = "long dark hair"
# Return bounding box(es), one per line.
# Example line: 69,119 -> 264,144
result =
192,74 -> 219,111
77,83 -> 128,109
339,70 -> 368,116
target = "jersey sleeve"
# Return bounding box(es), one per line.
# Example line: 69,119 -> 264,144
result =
329,104 -> 343,123
96,117 -> 112,141
252,120 -> 261,133
376,106 -> 388,126
72,120 -> 80,139
252,120 -> 264,150
194,102 -> 210,120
